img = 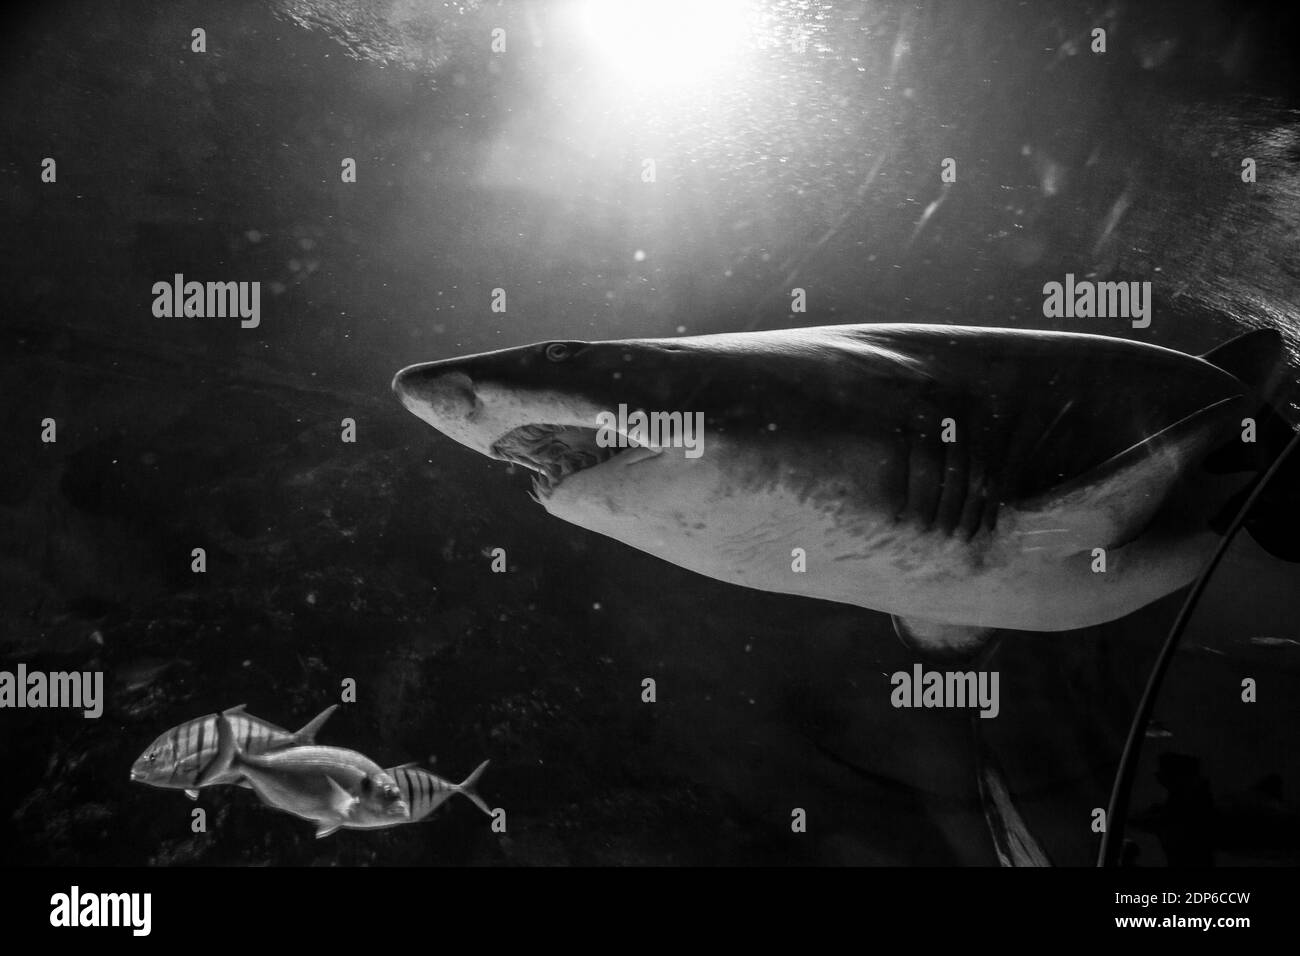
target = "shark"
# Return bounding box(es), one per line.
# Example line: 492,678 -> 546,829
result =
391,324 -> 1295,657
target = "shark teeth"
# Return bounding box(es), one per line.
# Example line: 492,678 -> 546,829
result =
494,423 -> 658,500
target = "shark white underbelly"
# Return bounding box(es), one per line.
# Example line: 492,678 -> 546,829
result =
538,438 -> 1219,633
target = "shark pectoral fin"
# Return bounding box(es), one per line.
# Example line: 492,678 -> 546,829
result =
892,616 -> 996,658
184,789 -> 199,800
325,776 -> 357,817
1010,396 -> 1241,552
315,824 -> 341,839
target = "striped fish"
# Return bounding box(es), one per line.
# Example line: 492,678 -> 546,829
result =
387,760 -> 492,823
129,703 -> 338,799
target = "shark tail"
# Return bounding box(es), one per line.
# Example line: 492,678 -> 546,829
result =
454,760 -> 493,817
1201,328 -> 1300,562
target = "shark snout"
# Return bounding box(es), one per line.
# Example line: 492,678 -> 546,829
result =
392,352 -> 610,460
393,362 -> 510,455
392,364 -> 478,424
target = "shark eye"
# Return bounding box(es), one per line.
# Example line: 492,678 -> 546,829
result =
545,343 -> 571,363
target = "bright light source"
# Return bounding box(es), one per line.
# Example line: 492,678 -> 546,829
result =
579,0 -> 753,91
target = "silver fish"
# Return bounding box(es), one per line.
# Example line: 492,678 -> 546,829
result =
197,708 -> 409,838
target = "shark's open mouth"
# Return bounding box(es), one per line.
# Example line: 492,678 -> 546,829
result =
491,423 -> 657,499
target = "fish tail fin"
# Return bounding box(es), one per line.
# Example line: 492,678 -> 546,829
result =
196,707 -> 244,786
292,703 -> 338,745
454,760 -> 493,817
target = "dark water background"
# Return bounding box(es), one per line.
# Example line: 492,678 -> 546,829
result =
1,0 -> 1299,865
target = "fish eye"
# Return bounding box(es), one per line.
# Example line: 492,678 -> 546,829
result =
148,753 -> 157,763
360,777 -> 372,793
545,343 -> 571,363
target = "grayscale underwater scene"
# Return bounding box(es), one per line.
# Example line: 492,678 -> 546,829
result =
1,0 -> 1299,866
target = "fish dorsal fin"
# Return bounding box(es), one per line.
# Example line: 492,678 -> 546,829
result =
1201,328 -> 1286,396
1007,397 -> 1240,553
292,704 -> 339,745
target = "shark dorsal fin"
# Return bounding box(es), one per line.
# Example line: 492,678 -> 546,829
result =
1201,328 -> 1286,396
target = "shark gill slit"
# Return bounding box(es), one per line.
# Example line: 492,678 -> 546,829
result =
989,395 -> 1043,536
959,399 -> 998,542
891,428 -> 910,525
895,418 -> 996,541
936,424 -> 970,537
960,447 -> 989,543
906,428 -> 942,531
